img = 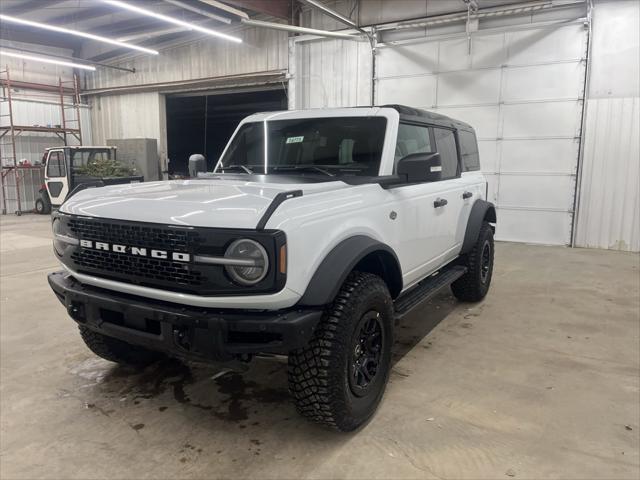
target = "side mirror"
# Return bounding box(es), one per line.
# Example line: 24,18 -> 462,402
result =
397,152 -> 442,183
188,154 -> 207,177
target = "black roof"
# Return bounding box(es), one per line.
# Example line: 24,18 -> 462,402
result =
382,104 -> 474,131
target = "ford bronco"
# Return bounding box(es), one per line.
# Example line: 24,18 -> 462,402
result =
48,105 -> 496,431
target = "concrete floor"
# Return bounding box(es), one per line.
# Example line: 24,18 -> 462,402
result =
0,214 -> 638,480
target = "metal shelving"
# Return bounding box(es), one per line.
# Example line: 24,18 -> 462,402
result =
0,66 -> 83,214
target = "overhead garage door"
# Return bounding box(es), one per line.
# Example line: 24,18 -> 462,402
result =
376,22 -> 588,245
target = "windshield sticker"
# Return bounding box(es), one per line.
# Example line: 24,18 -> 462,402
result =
286,136 -> 304,144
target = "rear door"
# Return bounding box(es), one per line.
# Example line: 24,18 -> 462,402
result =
45,149 -> 69,206
456,129 -> 486,245
387,123 -> 466,287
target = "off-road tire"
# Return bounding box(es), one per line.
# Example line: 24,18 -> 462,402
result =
79,326 -> 161,366
452,221 -> 494,302
288,271 -> 394,431
35,198 -> 50,215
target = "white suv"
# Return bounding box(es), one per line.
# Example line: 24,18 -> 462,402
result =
48,105 -> 496,431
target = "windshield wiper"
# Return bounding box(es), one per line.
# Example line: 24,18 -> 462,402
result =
273,165 -> 335,177
219,164 -> 253,174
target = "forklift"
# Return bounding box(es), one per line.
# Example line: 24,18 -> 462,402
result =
36,145 -> 143,214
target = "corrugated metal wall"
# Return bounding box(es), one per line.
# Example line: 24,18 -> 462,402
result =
290,37 -> 371,109
84,26 -> 288,175
90,92 -> 162,143
1,41 -> 93,213
85,27 -> 288,90
1,40 -> 94,164
574,0 -> 640,252
1,100 -> 92,165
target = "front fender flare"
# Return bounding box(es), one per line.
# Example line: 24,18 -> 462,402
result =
298,235 -> 401,307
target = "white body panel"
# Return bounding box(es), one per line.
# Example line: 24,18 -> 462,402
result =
59,107 -> 488,309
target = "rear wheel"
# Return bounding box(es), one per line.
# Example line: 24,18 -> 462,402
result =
452,221 -> 494,302
288,271 -> 394,431
79,326 -> 162,366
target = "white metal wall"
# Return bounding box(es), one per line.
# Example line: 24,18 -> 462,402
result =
290,37 -> 371,109
84,27 -> 288,90
574,0 -> 640,252
374,23 -> 588,245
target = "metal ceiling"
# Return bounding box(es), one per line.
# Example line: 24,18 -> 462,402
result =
0,0 -> 288,60
0,1 -> 557,66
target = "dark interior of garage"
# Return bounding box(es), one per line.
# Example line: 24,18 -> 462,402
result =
165,87 -> 287,176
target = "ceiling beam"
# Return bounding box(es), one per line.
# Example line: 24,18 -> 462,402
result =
195,0 -> 248,20
297,0 -> 366,34
161,0 -> 232,24
0,26 -> 80,51
222,0 -> 290,20
46,5 -> 116,26
115,21 -> 213,43
1,0 -> 67,16
241,18 -> 361,40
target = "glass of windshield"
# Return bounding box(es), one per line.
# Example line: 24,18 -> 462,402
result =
217,117 -> 387,176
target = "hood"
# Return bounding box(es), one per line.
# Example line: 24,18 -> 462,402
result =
60,177 -> 349,229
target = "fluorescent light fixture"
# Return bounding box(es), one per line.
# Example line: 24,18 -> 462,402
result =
104,0 -> 242,44
0,14 -> 159,55
0,50 -> 97,71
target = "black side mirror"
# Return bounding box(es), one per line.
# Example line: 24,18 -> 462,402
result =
397,152 -> 442,183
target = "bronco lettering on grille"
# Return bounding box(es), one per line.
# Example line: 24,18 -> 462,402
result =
79,239 -> 191,262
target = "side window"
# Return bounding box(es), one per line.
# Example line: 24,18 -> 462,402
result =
459,130 -> 480,171
433,128 -> 459,180
46,151 -> 65,178
395,123 -> 433,164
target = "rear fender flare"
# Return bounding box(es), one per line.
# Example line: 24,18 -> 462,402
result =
461,200 -> 496,254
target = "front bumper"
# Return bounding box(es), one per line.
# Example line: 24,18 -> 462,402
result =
48,271 -> 323,362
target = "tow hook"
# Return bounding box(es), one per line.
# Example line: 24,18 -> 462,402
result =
173,326 -> 192,351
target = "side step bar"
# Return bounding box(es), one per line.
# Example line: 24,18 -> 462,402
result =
394,265 -> 467,318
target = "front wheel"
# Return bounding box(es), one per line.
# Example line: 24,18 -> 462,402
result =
288,272 -> 394,431
452,221 -> 494,302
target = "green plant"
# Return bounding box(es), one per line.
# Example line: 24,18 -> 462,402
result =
76,158 -> 136,177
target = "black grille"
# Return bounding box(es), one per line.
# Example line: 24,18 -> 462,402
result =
71,249 -> 203,287
68,218 -> 202,251
59,215 -> 286,296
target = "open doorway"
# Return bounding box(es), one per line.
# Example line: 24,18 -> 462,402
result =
165,87 -> 287,176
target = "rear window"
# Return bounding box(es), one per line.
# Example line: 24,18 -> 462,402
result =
459,130 -> 480,171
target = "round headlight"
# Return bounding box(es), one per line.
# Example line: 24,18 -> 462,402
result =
52,218 -> 66,256
52,218 -> 77,256
224,239 -> 269,286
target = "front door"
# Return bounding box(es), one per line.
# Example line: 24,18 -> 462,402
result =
45,149 -> 69,206
388,123 -> 466,289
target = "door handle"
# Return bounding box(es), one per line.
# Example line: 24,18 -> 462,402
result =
462,191 -> 473,199
433,198 -> 448,208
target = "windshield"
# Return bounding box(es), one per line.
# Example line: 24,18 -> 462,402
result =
216,117 -> 387,176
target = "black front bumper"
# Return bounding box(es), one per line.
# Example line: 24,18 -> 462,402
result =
48,271 -> 323,362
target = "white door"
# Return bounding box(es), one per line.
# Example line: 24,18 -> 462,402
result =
375,23 -> 588,245
386,123 -> 466,287
45,149 -> 69,206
